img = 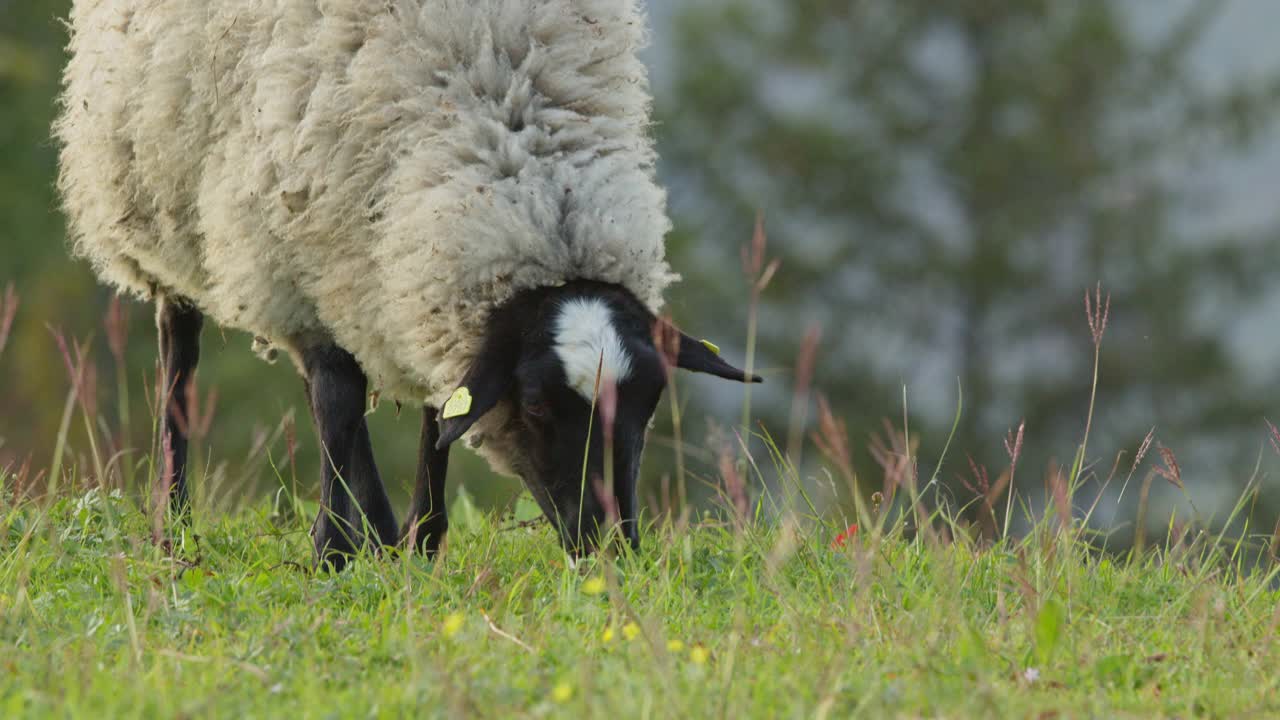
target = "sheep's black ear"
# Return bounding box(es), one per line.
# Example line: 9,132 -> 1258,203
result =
436,315 -> 522,449
666,326 -> 762,384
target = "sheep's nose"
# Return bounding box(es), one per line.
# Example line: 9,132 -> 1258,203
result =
621,520 -> 640,550
557,515 -> 601,557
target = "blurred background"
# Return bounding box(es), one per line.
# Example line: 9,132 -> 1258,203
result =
3,0 -> 1280,544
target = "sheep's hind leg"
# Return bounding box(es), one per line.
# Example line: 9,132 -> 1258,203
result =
400,407 -> 450,556
303,344 -> 398,571
157,298 -> 203,520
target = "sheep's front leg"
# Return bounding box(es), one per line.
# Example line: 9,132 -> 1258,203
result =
303,345 -> 397,571
400,406 -> 450,556
348,416 -> 400,548
157,298 -> 203,519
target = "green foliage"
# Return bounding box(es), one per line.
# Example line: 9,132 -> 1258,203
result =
0,0 -> 70,278
3,487 -> 1280,717
1033,596 -> 1065,668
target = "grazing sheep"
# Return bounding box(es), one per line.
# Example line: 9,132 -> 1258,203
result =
56,0 -> 759,569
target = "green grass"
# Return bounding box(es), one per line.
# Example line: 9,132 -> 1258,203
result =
5,276 -> 1280,718
3,483 -> 1279,719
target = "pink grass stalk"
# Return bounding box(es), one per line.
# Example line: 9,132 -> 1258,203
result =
1001,420 -> 1025,539
785,325 -> 822,468
0,283 -> 17,357
811,394 -> 855,490
1131,428 -> 1156,477
961,456 -> 993,541
1046,464 -> 1072,532
47,326 -> 109,490
652,316 -> 689,520
1075,284 -> 1111,484
868,418 -> 916,512
100,298 -> 132,478
598,375 -> 618,448
1154,444 -> 1184,489
1270,515 -> 1280,563
1116,427 -> 1156,504
1085,283 -> 1111,349
1133,469 -> 1156,559
155,423 -> 175,544
591,474 -> 620,531
962,455 -> 1010,543
104,295 -> 129,366
718,444 -> 749,530
738,212 -> 778,441
1266,419 -> 1280,458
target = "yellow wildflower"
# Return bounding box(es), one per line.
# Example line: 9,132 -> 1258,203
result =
622,622 -> 641,641
442,613 -> 464,638
689,645 -> 710,665
582,577 -> 606,595
667,639 -> 685,653
602,627 -> 616,643
552,682 -> 573,703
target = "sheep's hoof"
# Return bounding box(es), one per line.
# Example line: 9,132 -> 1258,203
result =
312,525 -> 359,573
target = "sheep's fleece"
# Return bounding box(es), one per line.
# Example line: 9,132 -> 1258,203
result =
57,0 -> 677,473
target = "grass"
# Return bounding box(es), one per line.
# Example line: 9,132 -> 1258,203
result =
5,247 -> 1280,717
2,484 -> 1280,718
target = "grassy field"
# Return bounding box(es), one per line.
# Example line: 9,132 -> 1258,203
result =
3,479 -> 1280,719
4,284 -> 1280,718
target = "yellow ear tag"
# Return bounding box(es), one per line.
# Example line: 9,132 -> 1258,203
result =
701,339 -> 721,356
442,387 -> 473,419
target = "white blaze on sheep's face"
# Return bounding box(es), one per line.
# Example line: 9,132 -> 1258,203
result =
553,298 -> 634,401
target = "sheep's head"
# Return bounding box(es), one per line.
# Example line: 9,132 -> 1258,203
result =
435,280 -> 760,555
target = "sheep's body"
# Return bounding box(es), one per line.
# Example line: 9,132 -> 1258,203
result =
57,0 -> 675,472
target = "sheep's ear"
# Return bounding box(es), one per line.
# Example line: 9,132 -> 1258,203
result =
436,322 -> 521,449
676,332 -> 762,383
654,319 -> 762,384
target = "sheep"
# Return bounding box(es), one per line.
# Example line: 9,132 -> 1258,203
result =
56,0 -> 759,569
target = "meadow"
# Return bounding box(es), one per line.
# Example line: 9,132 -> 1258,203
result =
3,476 -> 1280,718
4,283 -> 1280,719
6,1 -> 1280,715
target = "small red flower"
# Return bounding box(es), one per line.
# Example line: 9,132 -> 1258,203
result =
830,524 -> 859,549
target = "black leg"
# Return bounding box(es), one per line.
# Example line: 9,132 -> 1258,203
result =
157,298 -> 203,517
401,407 -> 450,556
303,344 -> 397,571
349,417 -> 399,547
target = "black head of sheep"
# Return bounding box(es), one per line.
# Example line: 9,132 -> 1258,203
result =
434,279 -> 761,555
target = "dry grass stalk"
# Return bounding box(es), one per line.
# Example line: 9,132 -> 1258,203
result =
785,325 -> 822,466
811,394 -> 854,489
0,283 -> 18,357
1154,444 -> 1183,489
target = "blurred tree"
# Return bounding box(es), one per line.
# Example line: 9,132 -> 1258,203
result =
0,0 -> 92,463
658,0 -> 1280,517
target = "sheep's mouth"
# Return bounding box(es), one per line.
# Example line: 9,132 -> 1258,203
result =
517,468 -> 638,556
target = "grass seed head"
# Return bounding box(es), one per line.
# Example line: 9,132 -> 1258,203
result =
1005,420 -> 1025,470
1086,283 -> 1111,349
1154,444 -> 1184,489
1131,428 -> 1156,477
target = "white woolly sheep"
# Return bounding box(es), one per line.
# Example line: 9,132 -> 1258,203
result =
56,0 -> 759,568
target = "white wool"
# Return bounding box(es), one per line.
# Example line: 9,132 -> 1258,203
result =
554,297 -> 633,401
56,0 -> 676,475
